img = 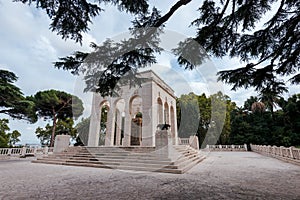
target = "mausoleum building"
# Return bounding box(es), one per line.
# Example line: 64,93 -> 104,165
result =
87,70 -> 178,147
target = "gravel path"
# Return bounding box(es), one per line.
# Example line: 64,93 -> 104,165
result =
0,152 -> 299,200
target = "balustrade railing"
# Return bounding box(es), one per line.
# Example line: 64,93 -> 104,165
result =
206,144 -> 247,151
178,138 -> 190,145
178,136 -> 199,150
0,147 -> 53,157
250,144 -> 300,161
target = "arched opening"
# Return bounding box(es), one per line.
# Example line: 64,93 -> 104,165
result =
131,112 -> 142,145
130,96 -> 142,145
157,98 -> 163,124
99,101 -> 110,146
164,102 -> 169,124
114,99 -> 125,146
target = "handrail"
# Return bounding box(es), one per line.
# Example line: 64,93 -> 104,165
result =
0,147 -> 53,157
178,135 -> 199,150
206,144 -> 247,151
250,144 -> 300,160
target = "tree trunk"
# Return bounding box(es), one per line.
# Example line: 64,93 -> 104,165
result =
50,114 -> 57,147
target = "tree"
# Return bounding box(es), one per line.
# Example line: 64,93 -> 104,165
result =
259,81 -> 288,117
8,130 -> 21,146
0,119 -> 21,147
0,69 -> 37,123
75,117 -> 90,146
177,93 -> 200,138
209,92 -> 236,145
15,0 -> 299,97
33,90 -> 84,147
0,119 -> 10,147
177,91 -> 236,147
36,118 -> 77,146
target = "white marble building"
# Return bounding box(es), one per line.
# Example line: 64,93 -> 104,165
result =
87,70 -> 178,147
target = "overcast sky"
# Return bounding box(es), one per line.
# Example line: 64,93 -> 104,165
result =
0,1 -> 298,144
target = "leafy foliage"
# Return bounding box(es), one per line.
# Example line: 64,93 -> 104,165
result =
33,89 -> 84,146
8,130 -> 21,146
0,69 -> 37,123
177,92 -> 300,147
36,118 -> 77,146
0,119 -> 10,147
177,92 -> 236,147
15,0 -> 299,97
75,117 -> 90,146
0,119 -> 21,147
229,94 -> 300,147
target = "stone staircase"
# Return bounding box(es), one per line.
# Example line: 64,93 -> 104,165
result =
32,145 -> 205,174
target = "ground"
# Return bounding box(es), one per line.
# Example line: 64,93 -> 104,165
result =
0,152 -> 299,199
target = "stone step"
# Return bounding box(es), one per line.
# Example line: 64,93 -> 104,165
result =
33,158 -> 183,173
86,147 -> 156,154
174,154 -> 199,165
65,159 -> 179,169
36,155 -> 202,166
32,146 -> 206,174
180,158 -> 204,173
69,156 -> 172,163
64,162 -> 183,174
36,153 -> 205,170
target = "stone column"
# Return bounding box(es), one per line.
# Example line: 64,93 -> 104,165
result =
141,83 -> 154,147
87,94 -> 101,147
123,99 -> 131,147
115,110 -> 122,146
170,103 -> 178,145
105,105 -> 115,146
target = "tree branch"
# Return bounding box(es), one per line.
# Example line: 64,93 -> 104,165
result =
153,0 -> 192,27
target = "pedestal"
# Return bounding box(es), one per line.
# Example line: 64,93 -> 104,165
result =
53,135 -> 70,153
155,130 -> 180,160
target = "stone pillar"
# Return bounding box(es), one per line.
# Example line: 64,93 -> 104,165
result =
105,106 -> 115,146
170,104 -> 178,145
280,146 -> 283,157
123,100 -> 131,147
189,135 -> 199,150
87,94 -> 101,147
53,135 -> 70,153
289,147 -> 295,159
244,144 -> 248,151
155,130 -> 179,160
44,146 -> 49,155
115,110 -> 122,146
141,83 -> 154,147
155,130 -> 170,157
21,147 -> 26,157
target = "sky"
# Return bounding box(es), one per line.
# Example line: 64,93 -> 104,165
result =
0,0 -> 298,144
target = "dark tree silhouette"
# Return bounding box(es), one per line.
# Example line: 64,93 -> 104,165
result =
15,0 -> 299,97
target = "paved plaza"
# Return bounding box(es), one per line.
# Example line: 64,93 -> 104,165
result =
0,152 -> 299,199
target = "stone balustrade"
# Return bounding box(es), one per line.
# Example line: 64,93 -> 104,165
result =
0,147 -> 53,157
206,144 -> 247,151
250,144 -> 300,162
178,138 -> 190,145
178,136 -> 199,150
